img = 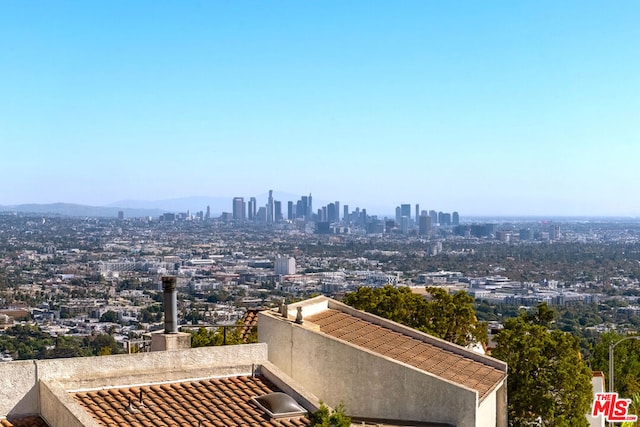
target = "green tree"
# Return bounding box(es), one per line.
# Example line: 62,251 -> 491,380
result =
492,304 -> 592,427
45,336 -> 92,359
140,304 -> 163,323
0,324 -> 54,360
308,402 -> 351,427
190,325 -> 244,348
422,287 -> 488,346
590,332 -> 640,397
626,393 -> 640,427
100,310 -> 119,323
86,334 -> 122,356
191,327 -> 217,347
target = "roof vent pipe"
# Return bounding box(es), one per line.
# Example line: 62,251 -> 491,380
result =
162,276 -> 178,334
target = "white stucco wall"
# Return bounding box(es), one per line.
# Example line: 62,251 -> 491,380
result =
260,312 -> 478,426
477,380 -> 508,427
587,374 -> 605,427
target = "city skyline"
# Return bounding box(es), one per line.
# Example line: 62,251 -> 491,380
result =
1,1 -> 639,216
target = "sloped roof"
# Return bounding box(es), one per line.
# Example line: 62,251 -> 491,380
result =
240,308 -> 262,343
72,375 -> 310,427
305,308 -> 505,400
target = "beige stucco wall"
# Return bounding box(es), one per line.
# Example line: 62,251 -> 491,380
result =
496,382 -> 508,427
40,380 -> 101,427
150,331 -> 191,351
0,360 -> 39,417
260,311 -> 478,426
0,343 -> 268,419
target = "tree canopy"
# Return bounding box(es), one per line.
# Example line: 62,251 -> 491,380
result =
0,324 -> 123,359
590,331 -> 640,398
99,310 -> 119,323
342,285 -> 487,347
190,325 -> 243,347
492,304 -> 592,427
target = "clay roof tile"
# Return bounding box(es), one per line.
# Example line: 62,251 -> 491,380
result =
72,375 -> 310,426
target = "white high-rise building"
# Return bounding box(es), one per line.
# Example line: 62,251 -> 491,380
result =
274,257 -> 296,275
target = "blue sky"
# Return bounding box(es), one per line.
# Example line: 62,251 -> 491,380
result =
1,1 -> 639,216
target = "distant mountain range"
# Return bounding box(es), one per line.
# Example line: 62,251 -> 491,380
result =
0,203 -> 165,218
107,196 -> 233,215
0,193 -> 326,218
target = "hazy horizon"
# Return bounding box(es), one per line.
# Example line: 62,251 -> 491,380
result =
2,194 -> 640,220
2,1 -> 639,216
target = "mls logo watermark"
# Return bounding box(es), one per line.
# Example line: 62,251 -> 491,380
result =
592,393 -> 638,423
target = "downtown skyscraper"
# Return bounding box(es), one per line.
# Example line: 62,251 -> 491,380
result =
232,197 -> 246,221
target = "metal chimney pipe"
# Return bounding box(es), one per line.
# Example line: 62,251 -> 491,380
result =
162,276 -> 178,334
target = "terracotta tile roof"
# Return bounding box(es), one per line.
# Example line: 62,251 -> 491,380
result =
73,375 -> 310,426
0,416 -> 48,427
305,309 -> 505,400
240,309 -> 261,343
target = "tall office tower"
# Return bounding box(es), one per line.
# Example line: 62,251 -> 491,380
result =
401,204 -> 411,219
438,212 -> 444,225
343,205 -> 349,224
287,201 -> 294,220
256,206 -> 267,223
205,205 -> 211,221
334,201 -> 340,222
429,210 -> 438,225
549,224 -> 560,241
419,214 -> 432,236
401,216 -> 409,235
395,206 -> 402,225
274,200 -> 282,222
441,212 -> 451,226
267,190 -> 274,224
327,203 -> 336,223
308,194 -> 313,218
361,209 -> 367,226
519,228 -> 533,241
118,211 -> 124,220
248,198 -> 257,220
300,196 -> 309,219
317,208 -> 323,220
415,204 -> 419,222
296,200 -> 303,219
232,197 -> 246,221
452,211 -> 459,226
